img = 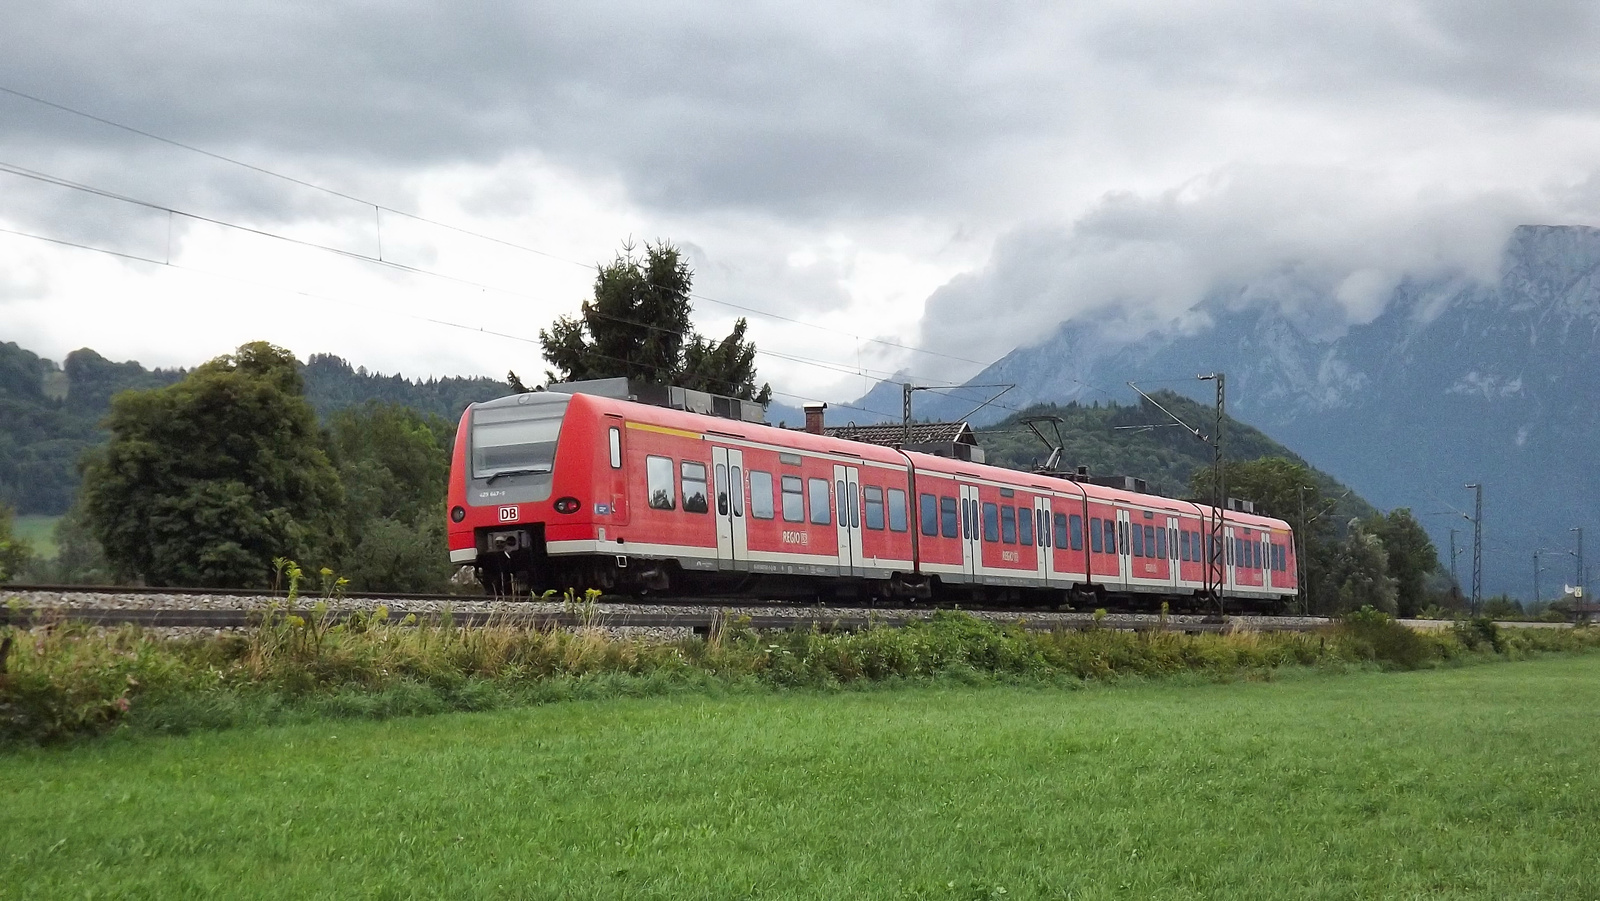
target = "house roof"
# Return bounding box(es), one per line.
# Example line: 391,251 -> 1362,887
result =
823,421 -> 977,447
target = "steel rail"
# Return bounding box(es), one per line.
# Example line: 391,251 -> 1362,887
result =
0,605 -> 1323,634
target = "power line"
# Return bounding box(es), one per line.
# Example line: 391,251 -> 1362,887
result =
0,83 -> 993,371
0,220 -> 914,421
0,161 -> 980,397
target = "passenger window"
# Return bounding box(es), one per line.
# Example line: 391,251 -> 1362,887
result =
750,470 -> 775,520
731,466 -> 743,516
920,493 -> 938,536
1155,526 -> 1166,560
1131,522 -> 1144,557
809,478 -> 832,525
608,427 -> 622,469
715,463 -> 730,516
1145,525 -> 1157,558
1054,513 -> 1068,549
848,482 -> 859,528
1179,530 -> 1189,562
781,476 -> 804,522
1105,520 -> 1117,554
646,455 -> 675,510
982,502 -> 999,542
940,496 -> 958,538
1001,506 -> 1017,545
681,462 -> 709,514
1068,514 -> 1082,551
887,488 -> 908,532
864,486 -> 885,530
1090,517 -> 1103,553
1017,507 -> 1033,546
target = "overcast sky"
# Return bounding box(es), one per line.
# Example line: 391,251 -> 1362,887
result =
4,0 -> 1600,405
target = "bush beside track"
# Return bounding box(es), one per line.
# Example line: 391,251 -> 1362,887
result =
1,604 -> 1595,746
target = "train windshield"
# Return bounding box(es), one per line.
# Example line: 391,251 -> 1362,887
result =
471,398 -> 570,480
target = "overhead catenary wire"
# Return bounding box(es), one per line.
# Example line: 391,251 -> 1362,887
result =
0,161 -> 988,402
0,83 -> 994,370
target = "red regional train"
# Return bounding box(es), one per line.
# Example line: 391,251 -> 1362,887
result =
446,386 -> 1299,609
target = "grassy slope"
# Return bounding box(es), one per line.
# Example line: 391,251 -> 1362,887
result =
3,657 -> 1598,900
11,514 -> 59,560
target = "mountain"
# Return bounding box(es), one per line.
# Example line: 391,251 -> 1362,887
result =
863,224 -> 1600,599
0,343 -> 510,516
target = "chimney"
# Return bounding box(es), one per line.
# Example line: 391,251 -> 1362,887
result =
803,402 -> 827,435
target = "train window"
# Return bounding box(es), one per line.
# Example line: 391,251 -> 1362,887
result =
982,502 -> 999,542
1090,517 -> 1103,553
1040,511 -> 1050,548
781,476 -> 804,522
715,464 -> 730,516
780,452 -> 802,467
731,466 -> 743,516
848,482 -> 859,528
920,493 -> 939,536
1001,506 -> 1017,545
967,498 -> 979,538
1107,520 -> 1118,554
1145,525 -> 1157,558
1179,530 -> 1190,562
836,480 -> 847,525
808,478 -> 831,525
1131,522 -> 1144,557
1154,526 -> 1166,560
1017,507 -> 1033,546
1054,513 -> 1068,549
608,427 -> 622,469
646,456 -> 676,510
960,498 -> 971,539
750,470 -> 775,519
1069,514 -> 1083,551
887,488 -> 908,532
864,486 -> 885,530
681,462 -> 710,514
940,496 -> 958,538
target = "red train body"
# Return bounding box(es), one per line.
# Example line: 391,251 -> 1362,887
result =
447,390 -> 1298,608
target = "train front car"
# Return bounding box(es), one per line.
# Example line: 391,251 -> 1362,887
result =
447,391 -> 588,594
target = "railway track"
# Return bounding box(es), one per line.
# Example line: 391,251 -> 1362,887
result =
0,605 -> 1316,634
0,583 -> 1330,633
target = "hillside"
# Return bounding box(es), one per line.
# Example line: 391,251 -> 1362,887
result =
974,392 -> 1375,526
0,342 -> 509,516
847,224 -> 1600,598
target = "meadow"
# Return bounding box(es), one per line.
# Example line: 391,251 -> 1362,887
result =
2,655 -> 1597,899
11,515 -> 59,560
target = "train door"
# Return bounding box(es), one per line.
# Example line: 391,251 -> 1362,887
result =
1223,525 -> 1237,593
1165,516 -> 1180,591
832,464 -> 863,577
1262,533 -> 1273,592
602,416 -> 629,527
711,447 -> 748,571
1116,508 -> 1132,588
960,484 -> 981,581
1034,496 -> 1052,585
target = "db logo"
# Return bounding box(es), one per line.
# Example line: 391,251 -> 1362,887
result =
498,506 -> 518,522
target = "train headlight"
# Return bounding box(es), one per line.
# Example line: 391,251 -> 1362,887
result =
553,497 -> 581,514
451,506 -> 466,523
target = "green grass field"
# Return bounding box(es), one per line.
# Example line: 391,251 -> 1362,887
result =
3,657 -> 1597,899
11,514 -> 60,560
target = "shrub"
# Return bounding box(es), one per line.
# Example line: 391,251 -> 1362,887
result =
1336,605 -> 1447,670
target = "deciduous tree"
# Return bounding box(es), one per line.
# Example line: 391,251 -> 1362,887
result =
81,342 -> 344,587
537,240 -> 771,402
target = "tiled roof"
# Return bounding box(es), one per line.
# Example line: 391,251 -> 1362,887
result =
823,421 -> 975,446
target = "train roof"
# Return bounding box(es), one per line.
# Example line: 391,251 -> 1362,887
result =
469,391 -> 1292,533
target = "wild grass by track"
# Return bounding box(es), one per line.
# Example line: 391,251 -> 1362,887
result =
1,656 -> 1597,899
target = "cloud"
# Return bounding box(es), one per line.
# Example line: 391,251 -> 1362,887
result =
917,164 -> 1573,364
